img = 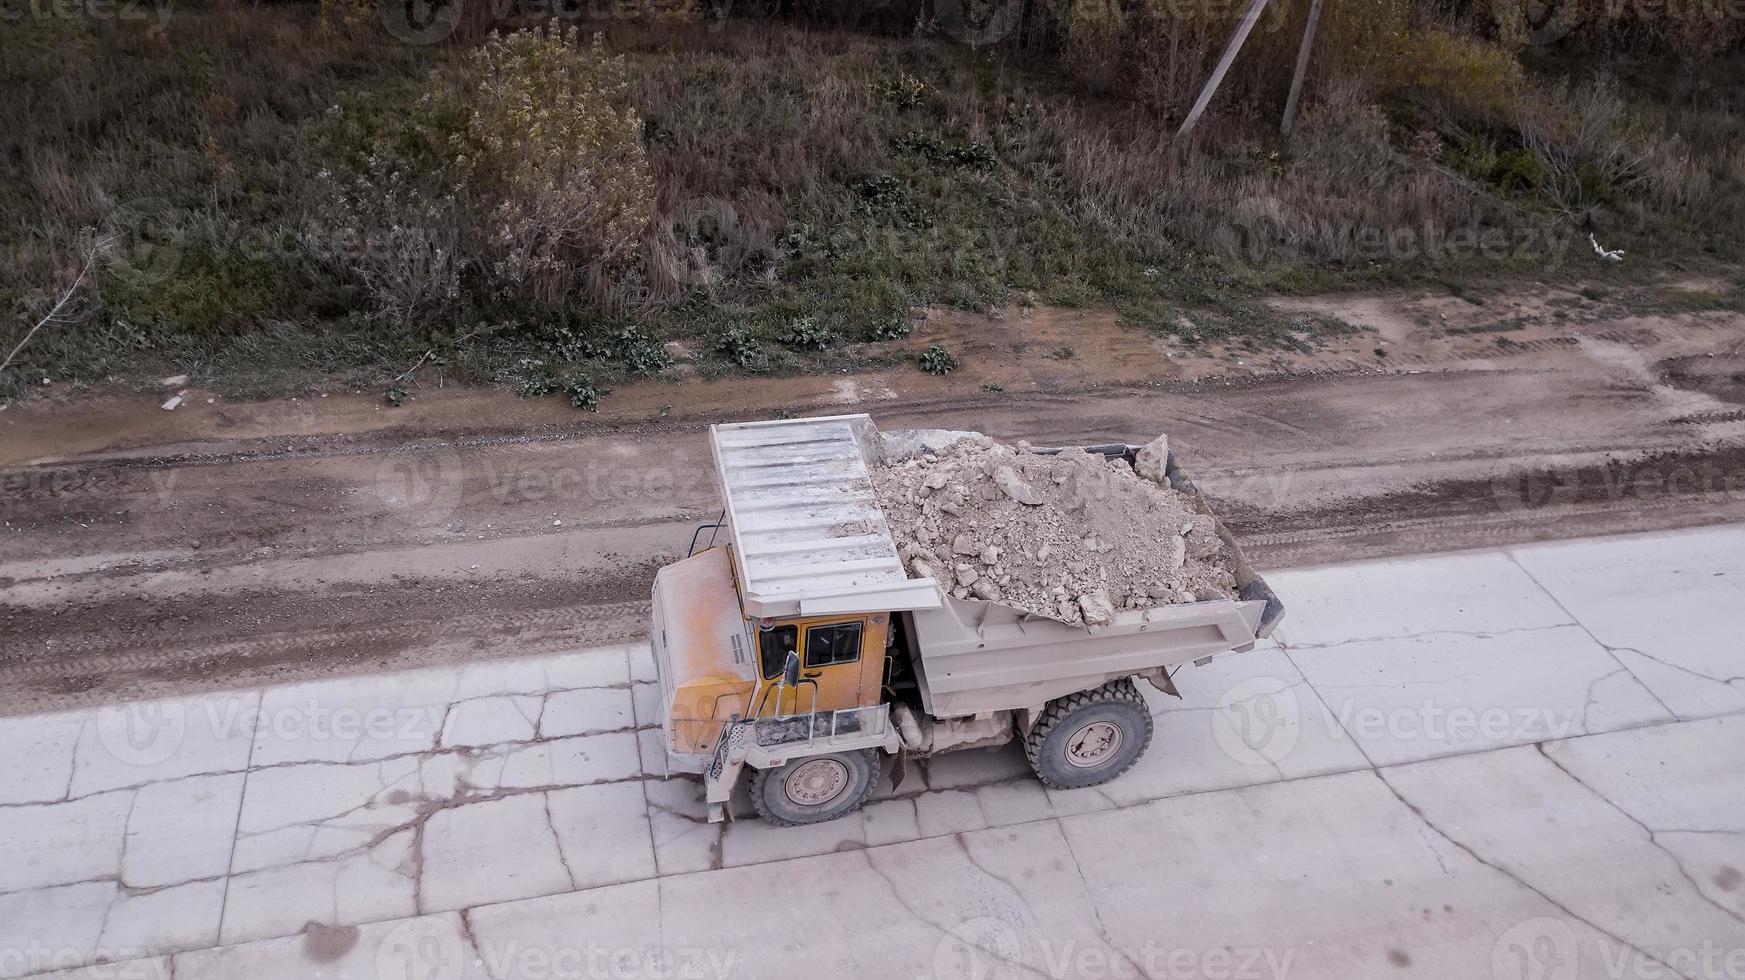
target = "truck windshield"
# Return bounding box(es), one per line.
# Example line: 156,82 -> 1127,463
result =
758,624 -> 797,680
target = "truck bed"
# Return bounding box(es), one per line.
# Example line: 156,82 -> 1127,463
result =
895,440 -> 1285,719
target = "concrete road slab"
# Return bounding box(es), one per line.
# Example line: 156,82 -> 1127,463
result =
1264,551 -> 1572,648
1290,624 -> 1672,766
1511,526 -> 1745,719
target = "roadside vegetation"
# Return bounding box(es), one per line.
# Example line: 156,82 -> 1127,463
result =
2,0 -> 1742,402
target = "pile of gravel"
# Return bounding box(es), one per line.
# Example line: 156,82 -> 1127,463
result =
872,434 -> 1237,627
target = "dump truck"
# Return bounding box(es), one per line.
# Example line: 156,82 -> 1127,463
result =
650,414 -> 1284,825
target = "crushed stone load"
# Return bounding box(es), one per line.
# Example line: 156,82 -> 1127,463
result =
871,434 -> 1238,627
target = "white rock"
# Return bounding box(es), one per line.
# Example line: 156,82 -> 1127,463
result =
1134,434 -> 1170,483
1076,591 -> 1115,627
989,465 -> 1043,506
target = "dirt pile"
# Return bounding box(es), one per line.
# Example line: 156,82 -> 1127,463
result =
872,435 -> 1237,627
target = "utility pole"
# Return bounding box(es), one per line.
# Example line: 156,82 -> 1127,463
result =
1280,0 -> 1324,135
1175,0 -> 1273,142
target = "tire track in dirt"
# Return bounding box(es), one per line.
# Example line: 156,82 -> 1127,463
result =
4,289 -> 1743,716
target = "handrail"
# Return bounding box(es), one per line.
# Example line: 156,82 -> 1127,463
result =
687,510 -> 728,557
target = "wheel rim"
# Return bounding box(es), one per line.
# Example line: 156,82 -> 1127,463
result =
1064,720 -> 1124,768
784,758 -> 851,806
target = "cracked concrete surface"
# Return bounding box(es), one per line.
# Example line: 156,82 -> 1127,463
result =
1,526 -> 1742,979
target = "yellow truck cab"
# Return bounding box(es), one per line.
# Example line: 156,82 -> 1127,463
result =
650,415 -> 1284,826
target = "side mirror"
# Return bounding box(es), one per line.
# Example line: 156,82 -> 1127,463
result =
783,651 -> 801,687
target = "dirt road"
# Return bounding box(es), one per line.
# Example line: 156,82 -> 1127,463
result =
3,282 -> 1743,715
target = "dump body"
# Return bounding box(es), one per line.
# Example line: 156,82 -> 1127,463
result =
887,436 -> 1284,718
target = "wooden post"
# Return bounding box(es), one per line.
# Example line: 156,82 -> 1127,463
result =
1175,0 -> 1273,142
1280,0 -> 1324,135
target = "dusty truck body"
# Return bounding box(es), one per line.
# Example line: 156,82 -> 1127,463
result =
649,414 -> 1284,825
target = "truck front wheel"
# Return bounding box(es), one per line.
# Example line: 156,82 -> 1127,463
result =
750,749 -> 881,826
1024,679 -> 1153,789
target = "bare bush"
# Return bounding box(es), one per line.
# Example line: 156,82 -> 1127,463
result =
1518,78 -> 1654,216
313,27 -> 655,318
460,28 -> 655,306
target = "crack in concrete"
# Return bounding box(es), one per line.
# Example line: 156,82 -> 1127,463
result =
862,848 -> 1051,980
1533,743 -> 1745,928
1282,622 -> 1576,651
1502,552 -> 1684,718
1372,768 -> 1691,980
1050,822 -> 1156,980
542,792 -> 581,891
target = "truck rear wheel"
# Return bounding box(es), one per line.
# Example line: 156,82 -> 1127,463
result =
1024,679 -> 1152,789
750,749 -> 881,826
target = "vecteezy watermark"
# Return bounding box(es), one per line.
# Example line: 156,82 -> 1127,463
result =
1207,677 -> 1586,767
373,917 -> 744,980
1211,676 -> 1302,767
1507,0 -> 1745,45
1351,224 -> 1578,264
368,449 -> 698,524
0,0 -> 172,27
931,917 -> 1296,980
1330,701 -> 1580,745
0,944 -> 171,980
94,695 -> 447,767
1491,458 -> 1745,513
1491,916 -> 1745,980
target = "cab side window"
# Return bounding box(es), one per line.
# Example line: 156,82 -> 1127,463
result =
758,625 -> 798,680
805,622 -> 863,668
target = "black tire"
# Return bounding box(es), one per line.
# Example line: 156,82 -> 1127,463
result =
750,749 -> 881,826
1023,679 -> 1153,789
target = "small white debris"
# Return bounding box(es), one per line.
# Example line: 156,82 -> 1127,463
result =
161,394 -> 183,411
160,374 -> 188,387
553,519 -> 563,527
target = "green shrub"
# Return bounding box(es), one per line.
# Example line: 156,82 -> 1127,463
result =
919,343 -> 957,375
866,313 -> 914,341
714,324 -> 765,369
1494,147 -> 1547,194
562,374 -> 608,410
779,316 -> 835,350
892,131 -> 996,170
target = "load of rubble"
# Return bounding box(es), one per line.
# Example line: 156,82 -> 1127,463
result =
871,434 -> 1238,628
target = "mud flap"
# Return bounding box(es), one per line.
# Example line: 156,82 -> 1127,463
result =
1143,667 -> 1182,700
889,752 -> 909,792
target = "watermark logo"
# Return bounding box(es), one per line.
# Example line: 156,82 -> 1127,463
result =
107,199 -> 184,288
1492,917 -> 1579,980
376,918 -> 467,980
1212,676 -> 1301,767
933,916 -> 1025,980
95,700 -> 187,767
380,0 -> 463,45
375,447 -> 466,523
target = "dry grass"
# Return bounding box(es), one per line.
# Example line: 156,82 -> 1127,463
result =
1,4 -> 1741,401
